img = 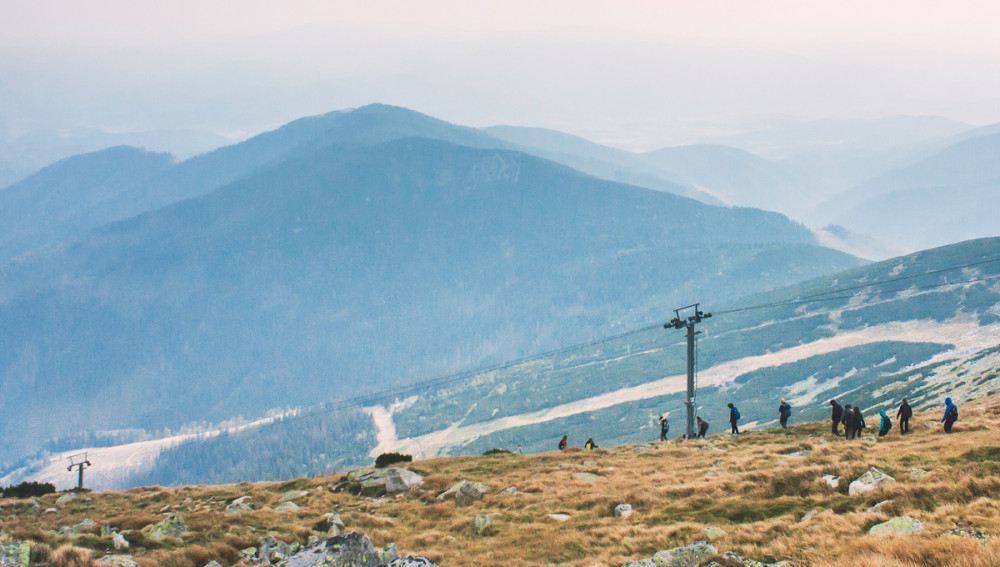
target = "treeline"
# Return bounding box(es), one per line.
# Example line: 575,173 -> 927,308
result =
132,408 -> 375,486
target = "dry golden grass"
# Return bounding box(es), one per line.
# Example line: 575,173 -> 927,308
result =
3,399 -> 1000,566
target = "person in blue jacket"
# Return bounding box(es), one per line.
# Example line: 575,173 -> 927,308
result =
877,409 -> 892,437
941,397 -> 959,433
728,402 -> 740,434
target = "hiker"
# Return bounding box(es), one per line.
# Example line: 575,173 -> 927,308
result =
658,415 -> 670,441
696,416 -> 709,438
877,409 -> 892,437
842,404 -> 853,439
897,398 -> 912,434
558,435 -> 568,450
778,399 -> 792,428
728,402 -> 740,434
585,437 -> 599,450
941,397 -> 959,433
852,406 -> 866,439
830,399 -> 844,435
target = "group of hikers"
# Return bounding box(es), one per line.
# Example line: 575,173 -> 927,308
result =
557,395 -> 961,450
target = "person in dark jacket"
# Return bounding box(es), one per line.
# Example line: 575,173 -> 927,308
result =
728,402 -> 740,434
658,415 -> 670,441
558,435 -> 568,450
897,399 -> 912,434
830,399 -> 844,435
852,406 -> 866,439
877,409 -> 892,437
941,397 -> 958,433
696,416 -> 709,438
842,404 -> 853,439
778,399 -> 792,428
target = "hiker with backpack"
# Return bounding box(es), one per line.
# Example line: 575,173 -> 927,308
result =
696,416 -> 709,438
728,402 -> 741,434
852,406 -> 866,439
897,398 -> 912,434
830,399 -> 844,436
942,397 -> 959,433
658,415 -> 670,441
778,399 -> 792,428
585,437 -> 599,450
878,409 -> 892,437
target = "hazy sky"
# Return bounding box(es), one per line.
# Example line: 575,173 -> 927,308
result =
3,1 -> 1000,149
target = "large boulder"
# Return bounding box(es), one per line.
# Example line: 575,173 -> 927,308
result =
471,514 -> 494,536
144,514 -> 186,541
98,556 -> 140,567
285,532 -> 381,567
437,480 -> 490,501
614,504 -> 634,519
869,516 -> 924,536
346,468 -> 424,497
279,490 -> 310,503
55,493 -> 79,506
625,541 -> 717,567
59,518 -> 97,537
848,468 -> 895,495
225,496 -> 260,516
0,542 -> 30,567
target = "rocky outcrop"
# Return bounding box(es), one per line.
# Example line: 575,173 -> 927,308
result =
225,496 -> 260,516
471,514 -> 494,536
386,558 -> 437,567
97,555 -> 140,567
623,541 -> 717,567
144,514 -> 186,540
869,516 -> 924,536
346,468 -> 424,497
0,542 -> 30,567
848,467 -> 895,495
285,532 -> 384,567
279,490 -> 310,502
437,480 -> 490,501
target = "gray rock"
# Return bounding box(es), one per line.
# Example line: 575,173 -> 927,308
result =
279,489 -> 310,502
437,480 -> 491,501
225,496 -> 259,516
285,532 -> 381,567
908,468 -> 930,478
869,516 -> 925,536
204,562 -> 224,567
714,552 -> 792,566
471,514 -> 494,536
0,542 -> 30,567
614,503 -> 634,519
144,514 -> 186,540
59,518 -> 96,537
275,501 -> 301,512
113,532 -> 130,550
546,513 -> 571,522
98,555 -> 140,567
55,493 -> 79,506
325,513 -> 346,536
649,541 -> 717,567
848,467 -> 895,495
703,526 -> 726,540
944,528 -> 993,542
256,534 -> 300,565
499,486 -> 519,496
378,543 -> 399,564
821,475 -> 840,489
387,557 -> 437,567
868,500 -> 892,512
455,483 -> 488,507
574,472 -> 602,483
347,468 -> 424,497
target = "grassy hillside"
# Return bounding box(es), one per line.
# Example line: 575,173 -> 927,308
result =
3,392 -> 1000,567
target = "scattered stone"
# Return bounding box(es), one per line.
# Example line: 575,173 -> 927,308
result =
387,557 -> 438,567
347,468 -> 424,497
437,481 -> 490,502
240,547 -> 258,561
44,508 -> 58,514
574,472 -> 602,483
848,467 -> 895,495
0,542 -> 30,567
285,532 -> 381,567
944,528 -> 993,542
499,486 -> 518,496
868,500 -> 893,512
781,450 -> 811,458
324,513 -> 346,536
98,555 -> 140,567
55,492 -> 79,506
471,514 -> 494,536
908,468 -> 930,479
822,475 -> 840,489
801,509 -> 819,523
59,518 -> 97,537
614,503 -> 634,519
279,489 -> 310,502
546,513 -> 571,522
275,501 -> 301,512
225,496 -> 259,516
869,516 -> 925,536
712,552 -> 792,566
113,532 -> 130,550
703,526 -> 726,540
144,514 -> 186,540
456,483 -> 488,507
255,534 -> 300,565
648,541 -> 717,567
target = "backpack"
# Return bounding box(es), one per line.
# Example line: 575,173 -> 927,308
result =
948,405 -> 959,421
781,403 -> 791,417
733,408 -> 741,421
883,417 -> 892,430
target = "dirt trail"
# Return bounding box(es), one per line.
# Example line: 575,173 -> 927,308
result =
378,317 -> 1000,457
